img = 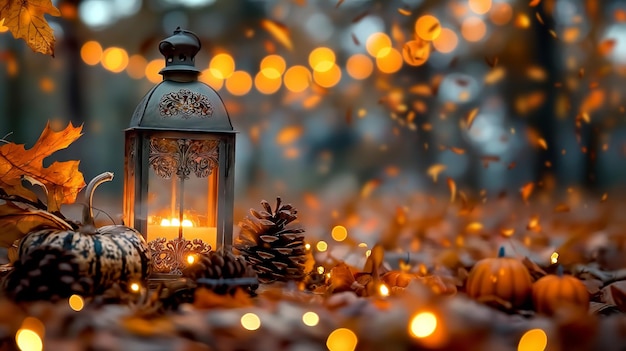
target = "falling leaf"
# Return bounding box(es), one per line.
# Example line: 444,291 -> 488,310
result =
485,56 -> 499,67
352,10 -> 369,23
526,214 -> 541,231
537,138 -> 548,150
535,12 -> 544,25
427,164 -> 446,182
484,66 -> 506,85
398,8 -> 411,16
0,0 -> 61,56
466,108 -> 479,129
260,19 -> 293,50
500,228 -> 515,237
529,0 -> 541,6
0,201 -> 72,247
335,0 -> 344,8
276,126 -> 302,145
554,203 -> 571,212
449,147 -> 466,155
578,68 -> 585,78
360,179 -> 380,198
447,177 -> 456,203
521,182 -> 534,202
351,33 -> 360,45
601,193 -> 608,202
598,39 -> 616,56
0,122 -> 85,212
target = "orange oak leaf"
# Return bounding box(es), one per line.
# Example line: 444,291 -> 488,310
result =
0,0 -> 61,56
0,122 -> 85,212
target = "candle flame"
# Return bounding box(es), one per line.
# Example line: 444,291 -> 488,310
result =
160,218 -> 194,227
187,255 -> 196,265
550,252 -> 559,265
317,266 -> 325,274
130,283 -> 140,292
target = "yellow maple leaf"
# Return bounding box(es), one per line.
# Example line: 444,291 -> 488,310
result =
0,0 -> 60,56
0,122 -> 85,212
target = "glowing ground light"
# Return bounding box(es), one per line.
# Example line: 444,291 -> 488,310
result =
200,68 -> 224,90
255,72 -> 282,94
16,317 -> 44,351
326,328 -> 358,351
415,15 -> 441,41
517,329 -> 548,351
409,312 -> 438,338
376,48 -> 403,74
304,242 -> 312,251
461,17 -> 487,42
209,53 -> 235,79
551,252 -> 559,264
316,240 -> 328,252
309,47 -> 336,72
127,54 -> 147,79
284,65 -> 311,92
101,47 -> 129,73
241,313 -> 261,331
433,28 -> 459,54
468,0 -> 492,15
15,329 -> 42,351
379,283 -> 390,297
145,59 -> 163,84
80,40 -> 102,66
68,294 -> 84,312
226,70 -> 253,96
313,64 -> 341,88
260,54 -> 286,79
365,32 -> 392,58
490,2 -> 513,26
346,54 -> 373,80
331,225 -> 348,242
130,283 -> 140,292
302,311 -> 320,327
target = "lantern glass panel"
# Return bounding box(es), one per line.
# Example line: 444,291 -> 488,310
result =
144,136 -> 219,250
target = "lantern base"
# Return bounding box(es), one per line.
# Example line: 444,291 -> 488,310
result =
147,273 -> 187,290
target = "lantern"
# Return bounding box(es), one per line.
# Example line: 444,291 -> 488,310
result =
124,28 -> 236,278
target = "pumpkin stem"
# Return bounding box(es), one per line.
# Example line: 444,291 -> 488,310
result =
557,264 -> 564,277
497,246 -> 505,258
82,172 -> 114,232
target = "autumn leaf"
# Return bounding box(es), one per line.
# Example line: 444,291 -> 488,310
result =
0,0 -> 60,56
260,19 -> 292,51
0,201 -> 71,247
0,122 -> 85,212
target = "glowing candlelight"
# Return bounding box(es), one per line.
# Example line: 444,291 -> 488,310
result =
379,283 -> 390,297
550,252 -> 559,265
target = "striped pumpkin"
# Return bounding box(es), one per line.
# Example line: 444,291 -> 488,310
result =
17,172 -> 150,292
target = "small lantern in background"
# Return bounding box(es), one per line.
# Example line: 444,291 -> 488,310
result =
124,28 -> 236,278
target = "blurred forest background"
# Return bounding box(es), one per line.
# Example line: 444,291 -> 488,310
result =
1,0 -> 625,243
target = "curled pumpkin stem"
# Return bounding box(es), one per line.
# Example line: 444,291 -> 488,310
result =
82,172 -> 114,231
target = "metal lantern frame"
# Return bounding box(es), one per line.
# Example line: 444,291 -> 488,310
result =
123,28 -> 236,278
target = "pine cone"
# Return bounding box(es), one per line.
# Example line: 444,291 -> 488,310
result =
3,246 -> 93,302
183,249 -> 258,295
235,197 -> 307,284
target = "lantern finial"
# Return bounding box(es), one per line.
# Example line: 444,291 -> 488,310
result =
158,27 -> 201,77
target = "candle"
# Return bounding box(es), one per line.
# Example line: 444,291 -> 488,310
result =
147,216 -> 217,249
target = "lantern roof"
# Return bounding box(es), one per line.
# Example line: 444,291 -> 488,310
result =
128,27 -> 234,133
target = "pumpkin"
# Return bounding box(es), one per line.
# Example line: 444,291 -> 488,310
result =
532,266 -> 589,315
18,172 -> 150,292
466,247 -> 532,309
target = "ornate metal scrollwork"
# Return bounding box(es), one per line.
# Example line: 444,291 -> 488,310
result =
159,89 -> 213,118
149,138 -> 219,180
148,237 -> 212,274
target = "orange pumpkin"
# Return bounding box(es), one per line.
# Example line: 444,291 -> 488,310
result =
466,247 -> 532,309
532,266 -> 589,315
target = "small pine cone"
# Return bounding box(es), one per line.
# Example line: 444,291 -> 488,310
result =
235,197 -> 308,284
183,249 -> 258,295
3,246 -> 93,302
